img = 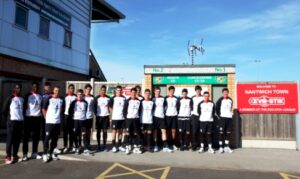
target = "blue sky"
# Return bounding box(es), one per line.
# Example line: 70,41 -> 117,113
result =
90,0 -> 300,82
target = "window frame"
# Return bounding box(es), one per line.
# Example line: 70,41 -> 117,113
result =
14,3 -> 29,30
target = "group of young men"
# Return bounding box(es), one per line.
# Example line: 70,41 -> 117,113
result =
3,82 -> 234,165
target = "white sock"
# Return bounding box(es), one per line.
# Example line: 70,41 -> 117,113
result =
200,143 -> 204,148
225,140 -> 229,146
208,144 -> 212,149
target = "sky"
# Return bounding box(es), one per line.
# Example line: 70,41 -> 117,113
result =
90,0 -> 300,82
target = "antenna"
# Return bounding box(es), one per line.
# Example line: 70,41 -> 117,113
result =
187,38 -> 205,65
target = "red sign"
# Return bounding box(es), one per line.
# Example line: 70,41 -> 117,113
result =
237,83 -> 299,114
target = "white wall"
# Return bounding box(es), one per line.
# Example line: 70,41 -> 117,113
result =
0,0 -> 91,75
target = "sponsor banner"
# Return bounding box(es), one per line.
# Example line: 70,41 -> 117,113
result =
237,83 -> 299,114
153,75 -> 227,85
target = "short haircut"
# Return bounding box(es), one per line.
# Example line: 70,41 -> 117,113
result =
68,84 -> 74,88
222,87 -> 229,93
85,84 -> 92,89
100,85 -> 107,90
168,86 -> 175,91
77,89 -> 84,93
15,83 -> 22,89
44,82 -> 51,86
145,89 -> 151,93
154,86 -> 161,91
53,86 -> 60,90
116,85 -> 122,90
32,81 -> 39,87
135,85 -> 141,90
203,91 -> 209,95
182,88 -> 188,93
195,85 -> 202,91
131,87 -> 137,92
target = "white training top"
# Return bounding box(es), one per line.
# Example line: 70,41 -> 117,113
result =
95,95 -> 110,117
70,100 -> 88,120
25,93 -> 42,117
9,96 -> 24,121
44,96 -> 64,124
178,97 -> 193,120
141,99 -> 154,124
83,95 -> 94,119
165,96 -> 179,116
64,94 -> 76,115
152,96 -> 165,118
216,97 -> 233,118
191,95 -> 204,116
109,96 -> 126,120
198,101 -> 215,122
124,97 -> 141,119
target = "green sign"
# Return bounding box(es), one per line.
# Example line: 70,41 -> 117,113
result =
153,75 -> 227,85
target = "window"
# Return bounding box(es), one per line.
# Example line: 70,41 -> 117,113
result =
39,16 -> 50,39
64,29 -> 72,48
15,4 -> 28,29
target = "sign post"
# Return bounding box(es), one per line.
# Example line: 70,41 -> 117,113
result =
296,81 -> 300,150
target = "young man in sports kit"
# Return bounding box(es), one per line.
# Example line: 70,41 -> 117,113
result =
198,91 -> 215,154
62,84 -> 76,153
22,82 -> 43,161
165,86 -> 179,151
109,85 -> 126,153
140,89 -> 154,153
69,89 -> 91,155
177,88 -> 193,151
190,85 -> 204,151
83,84 -> 94,150
216,88 -> 233,154
41,82 -> 52,144
152,87 -> 171,153
3,84 -> 24,164
123,88 -> 142,154
135,85 -> 144,101
94,85 -> 110,152
42,86 -> 64,162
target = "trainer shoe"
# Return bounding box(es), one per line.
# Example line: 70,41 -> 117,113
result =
224,147 -> 233,153
22,154 -> 29,161
63,147 -> 68,153
218,148 -> 224,154
75,148 -> 80,155
83,149 -> 93,156
125,146 -> 131,155
102,145 -> 109,152
119,146 -> 126,152
208,148 -> 215,154
13,156 -> 20,163
51,154 -> 59,161
153,145 -> 159,152
42,154 -> 49,163
53,148 -> 61,154
136,147 -> 143,154
96,146 -> 101,152
5,157 -> 12,165
198,147 -> 204,153
173,145 -> 178,150
163,147 -> 173,153
31,153 -> 42,159
112,146 -> 118,153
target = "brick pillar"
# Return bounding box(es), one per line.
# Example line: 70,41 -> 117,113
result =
143,74 -> 152,90
227,73 -> 236,108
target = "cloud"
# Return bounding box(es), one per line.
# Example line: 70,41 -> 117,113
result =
201,2 -> 300,34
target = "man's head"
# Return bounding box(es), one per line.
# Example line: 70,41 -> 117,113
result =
14,83 -> 22,95
115,85 -> 122,96
76,89 -> 84,101
32,82 -> 39,93
182,88 -> 188,98
195,85 -> 202,96
154,86 -> 161,97
99,85 -> 107,96
84,84 -> 92,95
203,91 -> 210,102
168,86 -> 175,96
52,86 -> 60,97
68,84 -> 75,94
135,85 -> 142,96
44,82 -> 51,93
144,89 -> 151,100
222,88 -> 229,98
131,87 -> 137,99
